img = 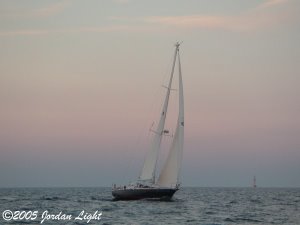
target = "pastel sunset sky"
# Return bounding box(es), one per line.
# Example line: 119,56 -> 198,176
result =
0,0 -> 299,187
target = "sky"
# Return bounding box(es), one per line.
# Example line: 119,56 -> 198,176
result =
0,0 -> 299,187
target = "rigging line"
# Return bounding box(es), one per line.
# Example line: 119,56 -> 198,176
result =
151,46 -> 178,129
123,46 -> 176,183
154,45 -> 180,182
151,44 -> 179,183
137,49 -> 176,181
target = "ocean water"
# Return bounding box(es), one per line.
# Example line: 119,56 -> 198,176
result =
0,187 -> 299,225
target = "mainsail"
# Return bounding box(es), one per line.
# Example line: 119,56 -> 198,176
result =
157,46 -> 184,187
139,42 -> 184,187
139,44 -> 179,183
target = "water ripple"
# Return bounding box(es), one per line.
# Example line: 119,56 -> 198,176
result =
0,187 -> 299,224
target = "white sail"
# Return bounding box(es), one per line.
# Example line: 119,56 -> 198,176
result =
139,45 -> 179,183
157,45 -> 184,187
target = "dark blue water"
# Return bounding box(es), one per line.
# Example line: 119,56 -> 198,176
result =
0,187 -> 299,225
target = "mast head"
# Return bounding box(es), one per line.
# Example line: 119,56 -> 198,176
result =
175,41 -> 183,49
175,42 -> 180,48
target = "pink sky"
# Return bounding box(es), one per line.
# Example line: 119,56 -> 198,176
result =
0,0 -> 299,187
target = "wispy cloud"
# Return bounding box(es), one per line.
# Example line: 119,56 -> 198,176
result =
33,0 -> 71,17
1,0 -> 71,18
0,25 -> 154,37
145,13 -> 288,32
144,0 -> 294,32
0,0 -> 297,37
257,0 -> 289,10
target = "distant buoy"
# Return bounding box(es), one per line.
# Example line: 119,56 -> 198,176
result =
253,176 -> 257,188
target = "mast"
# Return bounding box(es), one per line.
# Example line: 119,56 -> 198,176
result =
157,42 -> 184,187
139,43 -> 180,183
253,176 -> 257,188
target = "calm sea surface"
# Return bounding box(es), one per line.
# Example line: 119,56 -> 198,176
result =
0,187 -> 299,225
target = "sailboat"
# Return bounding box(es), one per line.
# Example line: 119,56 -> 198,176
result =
112,42 -> 184,200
